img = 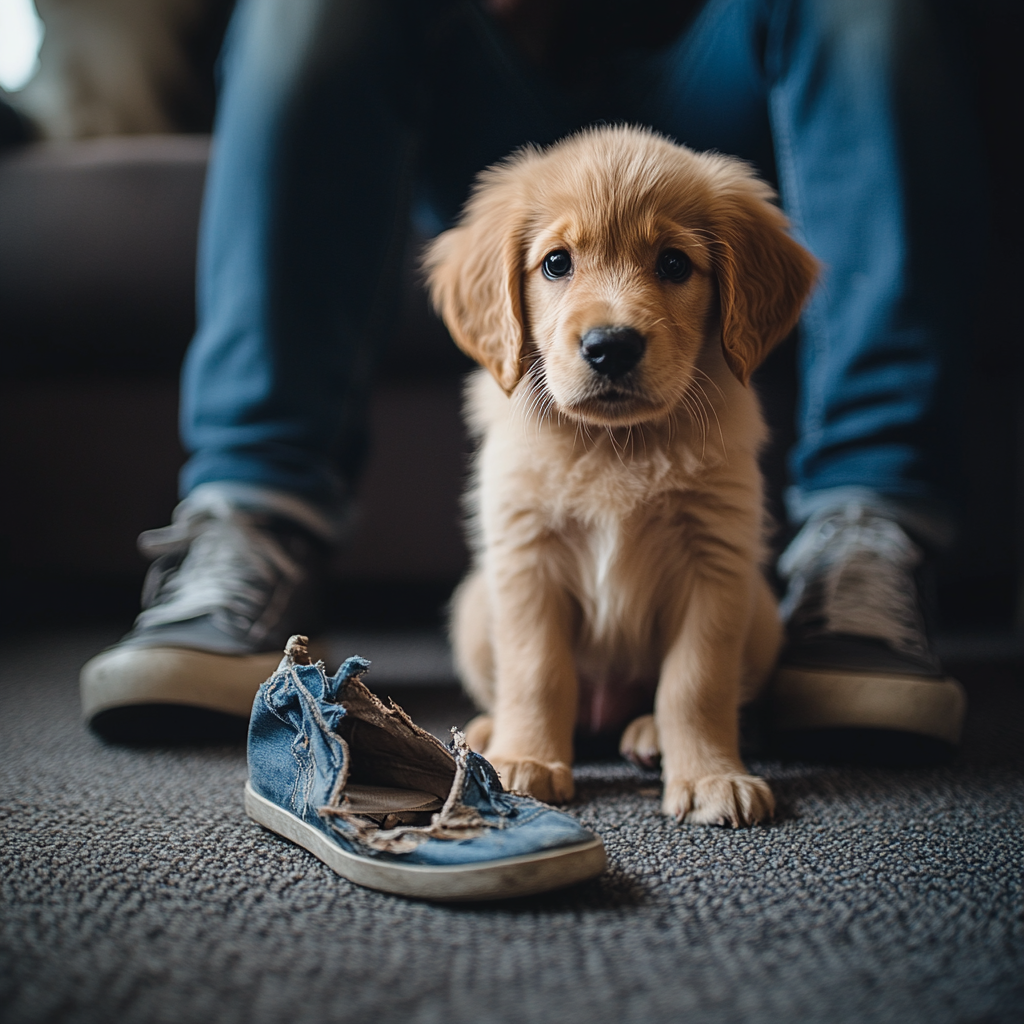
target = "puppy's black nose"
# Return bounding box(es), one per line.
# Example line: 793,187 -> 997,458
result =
580,327 -> 646,379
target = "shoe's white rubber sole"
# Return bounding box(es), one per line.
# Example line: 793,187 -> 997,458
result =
244,782 -> 607,902
771,666 -> 966,744
81,645 -> 285,721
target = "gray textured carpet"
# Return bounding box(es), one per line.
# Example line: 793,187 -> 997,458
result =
2,629 -> 1023,1024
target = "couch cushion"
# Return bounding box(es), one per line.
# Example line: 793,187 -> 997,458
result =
0,133 -> 469,380
0,134 -> 208,376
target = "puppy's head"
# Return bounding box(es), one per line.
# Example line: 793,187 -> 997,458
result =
425,126 -> 818,426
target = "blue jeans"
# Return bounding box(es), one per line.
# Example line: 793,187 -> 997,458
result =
180,0 -> 981,536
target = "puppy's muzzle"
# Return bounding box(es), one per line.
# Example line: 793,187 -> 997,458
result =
580,327 -> 646,380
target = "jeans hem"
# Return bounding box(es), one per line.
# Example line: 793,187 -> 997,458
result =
784,485 -> 955,550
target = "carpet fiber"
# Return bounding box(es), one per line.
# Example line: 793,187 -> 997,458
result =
2,629 -> 1023,1024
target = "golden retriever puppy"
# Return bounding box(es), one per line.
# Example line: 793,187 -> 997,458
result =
425,125 -> 817,826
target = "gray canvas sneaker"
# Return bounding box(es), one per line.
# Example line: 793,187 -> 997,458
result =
769,502 -> 966,765
245,637 -> 607,901
81,483 -> 332,741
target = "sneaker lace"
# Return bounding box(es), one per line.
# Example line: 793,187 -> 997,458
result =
134,504 -> 304,642
778,503 -> 930,660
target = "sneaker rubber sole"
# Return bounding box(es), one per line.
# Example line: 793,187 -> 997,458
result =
81,645 -> 284,723
244,782 -> 608,902
770,665 -> 966,764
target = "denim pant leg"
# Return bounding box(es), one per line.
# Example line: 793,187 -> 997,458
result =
179,0 -> 425,511
642,0 -> 979,540
179,0 -> 575,518
764,0 -> 981,534
633,0 -> 776,175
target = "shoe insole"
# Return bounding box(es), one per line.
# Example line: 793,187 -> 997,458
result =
342,783 -> 443,814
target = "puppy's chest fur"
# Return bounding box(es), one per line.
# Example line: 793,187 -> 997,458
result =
466,371 -> 765,700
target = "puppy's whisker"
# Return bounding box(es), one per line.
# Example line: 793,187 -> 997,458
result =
539,391 -> 559,428
690,379 -> 727,456
692,366 -> 727,404
698,401 -> 714,461
605,426 -> 629,468
673,376 -> 714,458
537,375 -> 557,427
516,368 -> 554,433
578,418 -> 595,452
679,391 -> 708,462
694,396 -> 710,463
679,378 -> 712,442
678,395 -> 699,453
524,383 -> 546,427
510,370 -> 542,424
681,384 -> 708,441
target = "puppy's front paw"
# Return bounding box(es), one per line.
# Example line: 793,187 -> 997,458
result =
662,773 -> 774,827
620,714 -> 660,769
486,756 -> 575,803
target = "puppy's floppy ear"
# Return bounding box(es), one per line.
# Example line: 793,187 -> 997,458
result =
709,170 -> 819,385
423,171 -> 528,395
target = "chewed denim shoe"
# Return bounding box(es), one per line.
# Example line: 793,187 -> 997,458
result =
245,637 -> 606,901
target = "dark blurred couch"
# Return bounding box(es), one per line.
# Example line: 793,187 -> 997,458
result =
0,134 -> 475,625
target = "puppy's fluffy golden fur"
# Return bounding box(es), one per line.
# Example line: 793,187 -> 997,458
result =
425,125 -> 817,826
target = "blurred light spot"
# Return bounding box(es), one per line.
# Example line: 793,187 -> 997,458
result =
0,0 -> 44,92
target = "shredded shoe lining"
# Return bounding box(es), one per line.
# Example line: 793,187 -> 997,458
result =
341,784 -> 443,815
336,687 -> 458,801
318,676 -> 492,853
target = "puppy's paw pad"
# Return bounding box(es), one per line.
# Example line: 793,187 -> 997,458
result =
487,756 -> 575,803
620,714 -> 660,769
463,714 -> 493,753
662,773 -> 774,827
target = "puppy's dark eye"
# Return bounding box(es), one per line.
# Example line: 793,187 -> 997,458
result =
657,248 -> 692,283
542,250 -> 572,280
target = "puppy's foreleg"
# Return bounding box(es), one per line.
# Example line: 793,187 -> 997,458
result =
451,568 -> 496,711
482,555 -> 577,803
623,574 -> 781,770
656,572 -> 774,827
740,574 -> 783,703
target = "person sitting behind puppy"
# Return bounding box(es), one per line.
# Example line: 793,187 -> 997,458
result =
81,0 -> 980,776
